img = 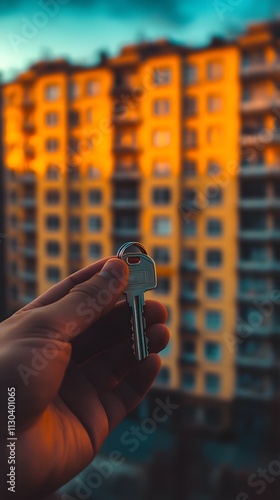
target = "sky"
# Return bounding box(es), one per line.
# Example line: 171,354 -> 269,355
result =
0,0 -> 280,81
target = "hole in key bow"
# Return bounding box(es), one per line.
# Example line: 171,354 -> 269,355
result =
126,256 -> 141,264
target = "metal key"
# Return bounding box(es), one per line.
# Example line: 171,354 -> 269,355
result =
117,242 -> 157,361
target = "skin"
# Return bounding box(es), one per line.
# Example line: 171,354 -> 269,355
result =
0,258 -> 169,500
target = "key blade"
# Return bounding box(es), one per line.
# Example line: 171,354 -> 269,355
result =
127,293 -> 148,361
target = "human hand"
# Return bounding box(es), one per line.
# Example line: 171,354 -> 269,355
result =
0,258 -> 169,499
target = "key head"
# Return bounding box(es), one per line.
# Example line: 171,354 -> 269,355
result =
117,242 -> 147,258
120,253 -> 157,293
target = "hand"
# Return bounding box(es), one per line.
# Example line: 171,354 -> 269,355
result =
0,258 -> 169,499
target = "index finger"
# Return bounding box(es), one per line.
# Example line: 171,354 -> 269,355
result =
14,257 -> 113,314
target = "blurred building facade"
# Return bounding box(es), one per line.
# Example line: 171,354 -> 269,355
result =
1,20 -> 280,434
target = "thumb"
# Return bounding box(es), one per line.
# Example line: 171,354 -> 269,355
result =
42,258 -> 129,341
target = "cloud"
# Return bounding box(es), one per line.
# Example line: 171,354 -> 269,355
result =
0,0 -> 191,26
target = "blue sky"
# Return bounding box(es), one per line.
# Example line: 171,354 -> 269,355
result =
0,0 -> 279,81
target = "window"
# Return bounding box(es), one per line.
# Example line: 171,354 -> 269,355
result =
10,214 -> 18,228
207,126 -> 223,144
184,97 -> 198,117
182,279 -> 196,296
184,64 -> 198,84
153,131 -> 171,147
88,216 -> 102,232
46,266 -> 61,282
183,219 -> 197,236
153,216 -> 171,236
207,186 -> 223,205
206,218 -> 222,236
88,243 -> 102,259
153,68 -> 171,86
45,84 -> 60,101
10,261 -> 18,276
205,310 -> 223,330
156,367 -> 170,385
69,242 -> 81,259
69,190 -> 81,206
207,95 -> 222,113
206,279 -> 222,298
68,81 -> 79,100
152,188 -> 171,205
10,238 -> 18,251
207,160 -> 221,175
155,277 -> 170,294
46,138 -> 59,152
88,189 -> 102,205
182,372 -> 195,390
153,99 -> 171,116
69,110 -> 80,127
205,373 -> 221,394
45,190 -> 60,205
206,249 -> 222,267
9,190 -> 17,204
153,162 -> 171,177
46,241 -> 61,257
152,247 -> 170,264
183,159 -> 197,178
87,165 -> 100,179
46,215 -> 60,231
205,342 -> 222,362
182,248 -> 197,265
184,128 -> 197,148
69,216 -> 81,233
86,80 -> 100,96
207,61 -> 223,80
10,285 -> 18,300
45,112 -> 59,126
46,164 -> 60,180
182,310 -> 196,329
69,137 -> 79,154
68,165 -> 81,180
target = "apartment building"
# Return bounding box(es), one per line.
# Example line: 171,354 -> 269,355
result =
2,20 -> 280,432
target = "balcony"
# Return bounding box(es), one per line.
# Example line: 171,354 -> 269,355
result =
180,353 -> 197,364
240,130 -> 280,146
113,143 -> 140,154
21,198 -> 36,209
180,262 -> 200,272
25,146 -> 35,159
236,386 -> 274,400
21,220 -> 36,232
240,97 -> 280,115
239,198 -> 280,210
239,229 -> 280,241
21,246 -> 36,257
112,227 -> 141,238
111,84 -> 133,97
111,199 -> 141,210
21,172 -> 36,184
112,166 -> 141,181
112,115 -> 142,127
238,291 -> 272,302
23,122 -> 35,134
238,260 -> 280,273
241,61 -> 280,79
22,98 -> 35,108
237,324 -> 275,336
180,292 -> 198,303
20,270 -> 37,282
240,165 -> 280,178
236,354 -> 275,369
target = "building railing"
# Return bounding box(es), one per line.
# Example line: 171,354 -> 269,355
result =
21,198 -> 36,208
236,386 -> 274,400
21,246 -> 36,257
238,260 -> 280,272
239,229 -> 280,240
21,221 -> 36,231
240,165 -> 280,177
236,354 -> 275,368
239,198 -> 280,210
241,61 -> 280,78
19,271 -> 37,282
111,199 -> 141,209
